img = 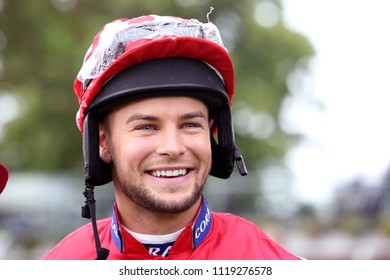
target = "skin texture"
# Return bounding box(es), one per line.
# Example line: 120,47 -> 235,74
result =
98,96 -> 213,234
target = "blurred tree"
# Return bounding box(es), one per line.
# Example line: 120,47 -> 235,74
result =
0,0 -> 313,178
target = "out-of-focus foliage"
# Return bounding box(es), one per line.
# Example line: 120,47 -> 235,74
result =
0,0 -> 313,174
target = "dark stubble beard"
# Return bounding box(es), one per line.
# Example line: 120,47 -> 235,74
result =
122,182 -> 203,214
115,165 -> 206,214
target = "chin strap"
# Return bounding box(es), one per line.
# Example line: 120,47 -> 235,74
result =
81,184 -> 110,260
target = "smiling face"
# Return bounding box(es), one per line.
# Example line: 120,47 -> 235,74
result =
99,95 -> 212,215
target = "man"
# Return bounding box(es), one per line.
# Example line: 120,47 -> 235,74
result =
42,15 -> 300,260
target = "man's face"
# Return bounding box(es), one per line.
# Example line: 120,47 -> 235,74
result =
99,96 -> 212,214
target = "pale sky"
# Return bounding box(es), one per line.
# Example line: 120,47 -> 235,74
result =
282,0 -> 390,204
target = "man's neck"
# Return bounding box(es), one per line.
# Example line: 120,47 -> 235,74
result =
115,197 -> 202,235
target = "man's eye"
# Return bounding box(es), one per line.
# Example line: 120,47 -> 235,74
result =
183,123 -> 200,128
137,125 -> 155,130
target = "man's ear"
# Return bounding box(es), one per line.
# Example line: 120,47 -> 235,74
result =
209,119 -> 214,128
209,118 -> 218,135
99,123 -> 112,163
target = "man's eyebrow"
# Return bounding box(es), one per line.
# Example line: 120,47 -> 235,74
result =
180,111 -> 208,120
126,114 -> 159,124
125,111 -> 207,124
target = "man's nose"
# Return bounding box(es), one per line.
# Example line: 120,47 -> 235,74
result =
156,127 -> 185,158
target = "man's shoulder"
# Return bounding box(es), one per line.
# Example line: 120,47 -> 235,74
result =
41,217 -> 112,260
59,217 -> 112,242
211,211 -> 274,240
210,212 -> 301,259
212,212 -> 263,231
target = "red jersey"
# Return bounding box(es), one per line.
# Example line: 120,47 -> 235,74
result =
41,196 -> 300,260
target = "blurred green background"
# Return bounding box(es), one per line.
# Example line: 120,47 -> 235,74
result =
1,0 -> 390,260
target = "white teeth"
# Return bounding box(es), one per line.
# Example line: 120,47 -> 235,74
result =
151,169 -> 188,177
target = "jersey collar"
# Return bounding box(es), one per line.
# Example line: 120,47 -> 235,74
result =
110,195 -> 213,254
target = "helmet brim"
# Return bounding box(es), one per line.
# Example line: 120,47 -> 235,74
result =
87,57 -> 230,119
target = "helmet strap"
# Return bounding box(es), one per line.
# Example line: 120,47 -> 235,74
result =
210,104 -> 248,178
82,184 -> 110,260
